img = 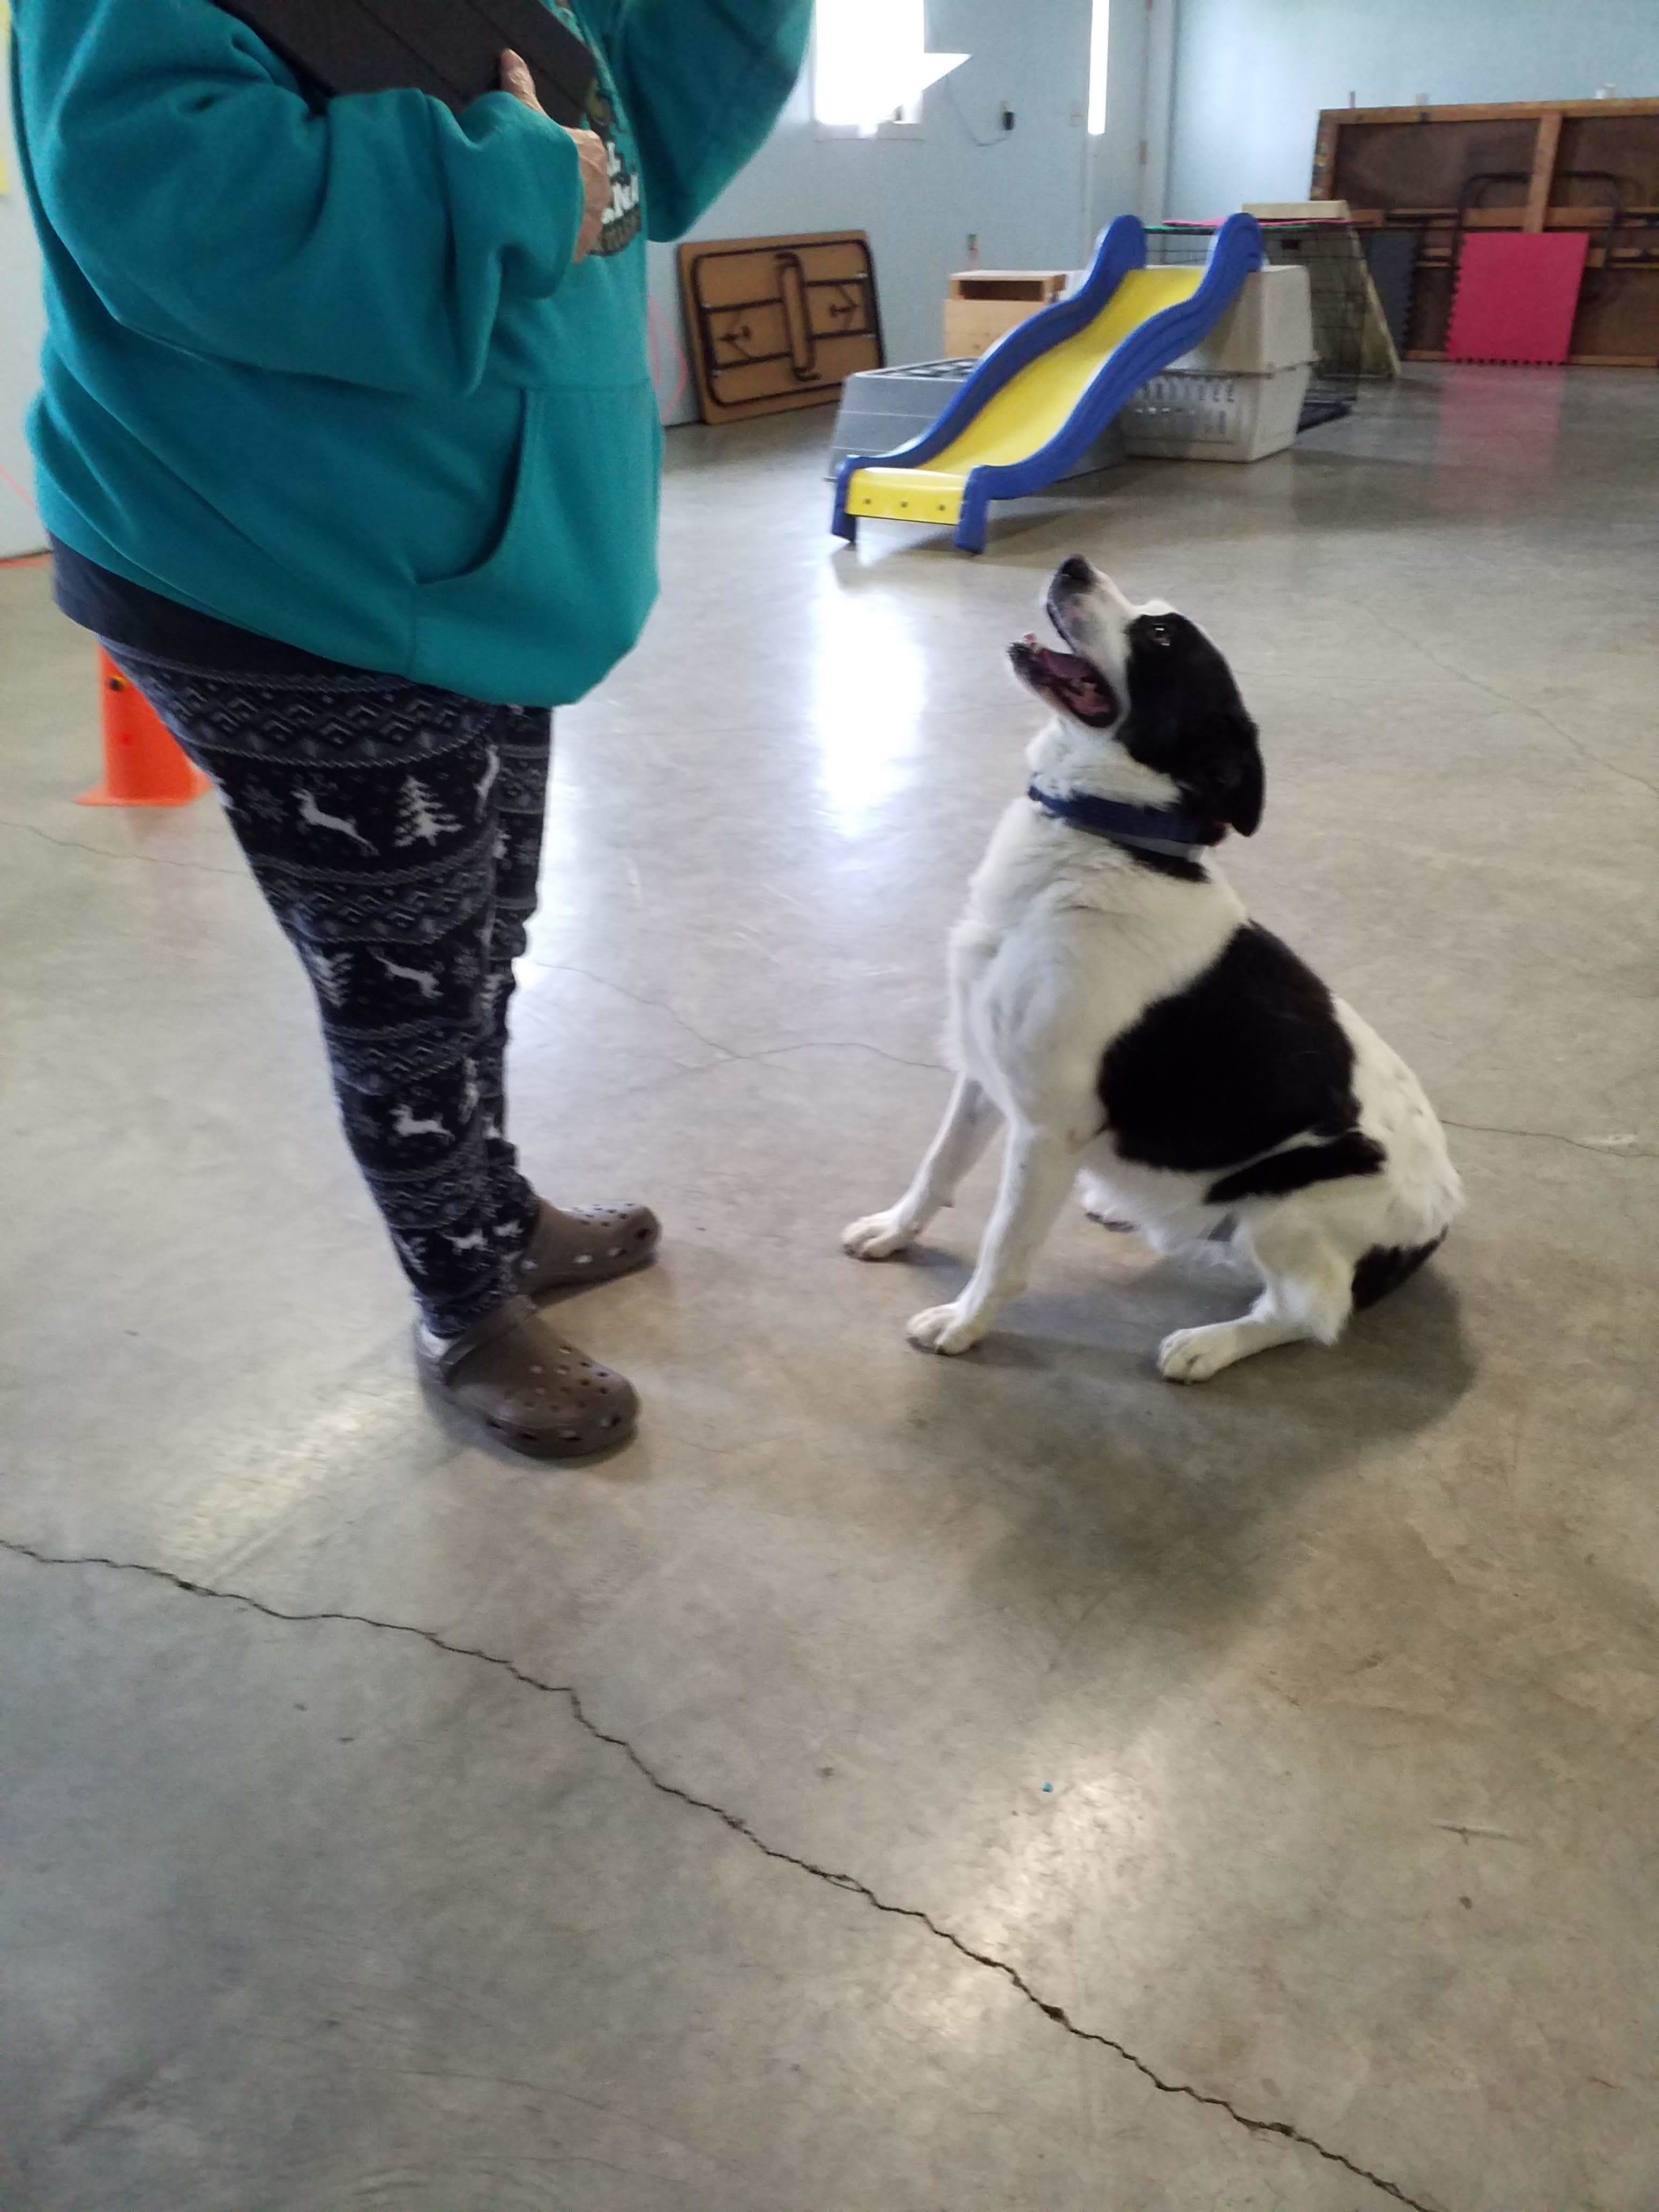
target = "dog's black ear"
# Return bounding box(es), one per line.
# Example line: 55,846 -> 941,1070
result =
1189,713 -> 1265,836
1121,615 -> 1265,836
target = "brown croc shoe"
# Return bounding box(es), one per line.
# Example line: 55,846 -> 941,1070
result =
415,1295 -> 639,1458
512,1200 -> 661,1298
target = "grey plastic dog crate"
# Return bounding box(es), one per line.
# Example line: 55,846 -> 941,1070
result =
828,359 -> 1124,480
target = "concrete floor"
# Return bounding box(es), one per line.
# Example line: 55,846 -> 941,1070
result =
2,366 -> 1656,2212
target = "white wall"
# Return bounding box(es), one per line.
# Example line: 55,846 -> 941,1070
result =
12,0 -> 1654,496
1,66 -> 47,557
1167,0 -> 1659,218
651,0 -> 1104,421
1083,0 -> 1177,243
1,4 -> 1150,493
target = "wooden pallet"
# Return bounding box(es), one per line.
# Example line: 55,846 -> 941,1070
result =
677,232 -> 884,424
1311,99 -> 1659,366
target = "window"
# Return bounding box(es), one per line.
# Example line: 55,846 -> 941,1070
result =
813,0 -> 968,139
1088,0 -> 1110,136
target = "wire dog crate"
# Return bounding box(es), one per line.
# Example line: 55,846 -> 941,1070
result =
1145,220 -> 1370,429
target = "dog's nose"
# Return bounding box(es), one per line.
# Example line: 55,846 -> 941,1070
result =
1056,554 -> 1095,590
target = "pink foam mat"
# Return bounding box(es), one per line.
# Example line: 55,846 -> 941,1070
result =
1445,232 -> 1590,365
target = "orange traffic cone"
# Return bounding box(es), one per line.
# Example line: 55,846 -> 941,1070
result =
77,649 -> 212,807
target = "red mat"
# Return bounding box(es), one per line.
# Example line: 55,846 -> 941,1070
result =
1446,232 -> 1589,364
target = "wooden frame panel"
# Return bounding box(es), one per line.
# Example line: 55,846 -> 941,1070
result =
1312,100 -> 1659,366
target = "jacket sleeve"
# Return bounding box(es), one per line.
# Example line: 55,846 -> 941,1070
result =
578,0 -> 812,241
15,0 -> 587,397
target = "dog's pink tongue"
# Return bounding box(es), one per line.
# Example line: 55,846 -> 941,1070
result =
1025,642 -> 1117,722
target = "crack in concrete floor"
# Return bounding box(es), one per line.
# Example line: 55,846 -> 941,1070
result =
5,841 -> 1651,1164
0,813 -> 243,876
533,960 -> 1657,1163
1362,608 -> 1659,804
1,1534 -> 1439,2212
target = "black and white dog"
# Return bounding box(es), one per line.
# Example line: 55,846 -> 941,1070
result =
842,556 -> 1463,1382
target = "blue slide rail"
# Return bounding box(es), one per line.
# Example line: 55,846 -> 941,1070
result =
832,213 -> 1265,554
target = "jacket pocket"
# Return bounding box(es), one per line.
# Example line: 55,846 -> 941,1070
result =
411,383 -> 662,705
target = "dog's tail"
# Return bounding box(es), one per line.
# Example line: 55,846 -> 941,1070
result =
1350,1232 -> 1446,1312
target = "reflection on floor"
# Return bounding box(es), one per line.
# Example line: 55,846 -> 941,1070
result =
2,367 -> 1656,2212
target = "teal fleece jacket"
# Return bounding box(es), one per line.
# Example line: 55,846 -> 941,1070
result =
10,0 -> 810,703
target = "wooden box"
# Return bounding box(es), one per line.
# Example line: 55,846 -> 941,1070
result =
944,271 -> 1071,358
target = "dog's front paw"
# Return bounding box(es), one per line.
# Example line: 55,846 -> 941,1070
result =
1157,1324 -> 1238,1384
906,1303 -> 986,1356
842,1210 -> 916,1261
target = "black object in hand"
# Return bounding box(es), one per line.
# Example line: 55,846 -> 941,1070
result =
213,0 -> 599,125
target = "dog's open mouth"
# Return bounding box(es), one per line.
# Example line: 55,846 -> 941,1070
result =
1009,632 -> 1119,728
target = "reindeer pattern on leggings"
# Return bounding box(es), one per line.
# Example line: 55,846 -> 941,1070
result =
106,652 -> 554,1336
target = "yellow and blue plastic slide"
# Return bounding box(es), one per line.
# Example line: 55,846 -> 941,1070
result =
832,213 -> 1264,555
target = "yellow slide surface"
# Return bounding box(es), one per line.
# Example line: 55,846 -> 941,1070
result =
845,267 -> 1204,527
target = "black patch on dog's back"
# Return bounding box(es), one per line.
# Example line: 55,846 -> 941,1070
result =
1351,1235 -> 1446,1310
1204,1130 -> 1386,1207
1098,924 -> 1362,1174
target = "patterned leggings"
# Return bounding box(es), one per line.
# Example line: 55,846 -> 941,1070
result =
111,649 -> 552,1336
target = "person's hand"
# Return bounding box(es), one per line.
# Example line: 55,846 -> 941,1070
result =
500,51 -> 609,263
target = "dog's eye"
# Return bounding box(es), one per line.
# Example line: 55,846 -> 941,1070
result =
1144,622 -> 1171,647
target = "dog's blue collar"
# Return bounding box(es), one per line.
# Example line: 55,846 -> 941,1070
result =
1027,783 -> 1213,861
